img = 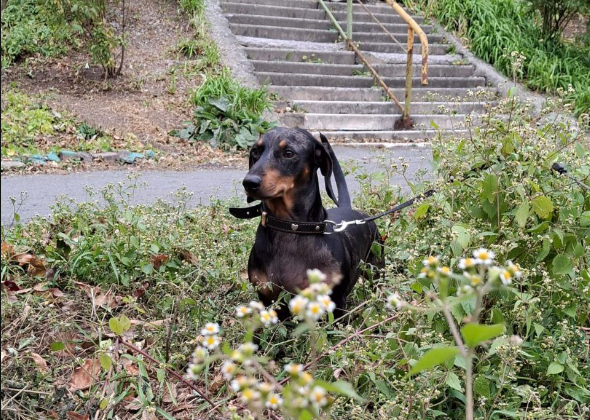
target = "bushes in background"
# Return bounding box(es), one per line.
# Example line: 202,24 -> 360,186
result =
406,0 -> 590,116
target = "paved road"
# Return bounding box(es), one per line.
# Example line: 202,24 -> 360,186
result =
1,145 -> 432,226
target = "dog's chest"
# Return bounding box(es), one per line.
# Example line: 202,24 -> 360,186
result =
254,234 -> 341,293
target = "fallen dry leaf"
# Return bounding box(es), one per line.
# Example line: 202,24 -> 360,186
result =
133,281 -> 150,298
1,349 -> 7,363
150,254 -> 168,270
124,397 -> 143,411
74,281 -> 118,308
67,412 -> 89,420
31,352 -> 49,372
1,242 -> 14,256
1,280 -> 21,292
27,257 -> 48,277
69,359 -> 101,391
142,411 -> 157,420
208,374 -> 225,394
14,253 -> 34,265
121,357 -> 139,376
179,249 -> 198,265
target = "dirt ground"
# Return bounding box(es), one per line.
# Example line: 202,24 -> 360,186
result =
1,0 -> 246,171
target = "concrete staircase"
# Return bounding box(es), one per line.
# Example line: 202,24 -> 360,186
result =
220,0 -> 496,141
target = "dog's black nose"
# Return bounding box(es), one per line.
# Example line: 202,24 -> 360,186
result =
243,175 -> 262,191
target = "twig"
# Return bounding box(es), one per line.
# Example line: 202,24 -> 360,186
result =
1,387 -> 51,396
441,304 -> 467,356
120,339 -> 221,414
279,313 -> 399,386
93,338 -> 119,420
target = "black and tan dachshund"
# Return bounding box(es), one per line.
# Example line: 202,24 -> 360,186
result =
239,127 -> 384,319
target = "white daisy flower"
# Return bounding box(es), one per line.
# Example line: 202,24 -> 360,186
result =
236,305 -> 252,318
437,266 -> 452,276
499,269 -> 513,286
193,346 -> 208,362
258,382 -> 274,394
240,388 -> 261,403
310,386 -> 328,407
386,292 -> 404,310
458,258 -> 476,269
249,301 -> 264,311
473,248 -> 495,265
423,256 -> 440,267
202,335 -> 221,350
259,309 -> 279,326
317,295 -> 336,312
221,361 -> 237,380
464,272 -> 483,287
266,393 -> 283,409
306,301 -> 325,320
238,342 -> 258,356
284,363 -> 303,377
307,268 -> 327,283
507,261 -> 522,277
289,295 -> 309,317
186,363 -> 200,380
230,376 -> 248,392
310,282 -> 331,295
201,322 -> 220,336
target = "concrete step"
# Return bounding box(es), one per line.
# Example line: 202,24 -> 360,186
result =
220,0 -> 318,9
352,31 -> 444,44
251,60 -> 475,77
332,10 -> 424,25
226,14 -> 329,30
289,100 -> 489,114
221,2 -> 325,19
230,23 -> 338,43
315,129 -> 468,141
270,86 -> 496,101
257,72 -> 487,88
244,48 -> 356,64
359,42 -> 450,54
270,86 -> 384,101
345,21 -> 434,33
284,113 -> 471,131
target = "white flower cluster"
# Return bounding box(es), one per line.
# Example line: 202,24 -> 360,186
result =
235,300 -> 279,327
289,269 -> 336,321
283,363 -> 330,409
186,322 -> 221,380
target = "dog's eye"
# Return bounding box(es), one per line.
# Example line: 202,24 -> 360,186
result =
251,148 -> 260,159
283,149 -> 295,159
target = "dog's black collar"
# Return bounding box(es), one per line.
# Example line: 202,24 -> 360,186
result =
229,204 -> 330,234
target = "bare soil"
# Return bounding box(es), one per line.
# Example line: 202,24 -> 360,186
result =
1,0 -> 243,170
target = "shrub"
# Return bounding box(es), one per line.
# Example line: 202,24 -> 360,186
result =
528,0 -> 590,39
173,69 -> 274,150
405,0 -> 590,116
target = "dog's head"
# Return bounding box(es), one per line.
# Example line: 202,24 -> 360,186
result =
242,128 -> 334,207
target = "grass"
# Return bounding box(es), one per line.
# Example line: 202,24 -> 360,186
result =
404,0 -> 590,116
0,90 -> 117,158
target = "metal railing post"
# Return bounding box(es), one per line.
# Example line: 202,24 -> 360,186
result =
346,0 -> 353,40
404,27 -> 414,125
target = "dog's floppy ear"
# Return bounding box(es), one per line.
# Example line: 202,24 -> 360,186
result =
316,133 -> 338,206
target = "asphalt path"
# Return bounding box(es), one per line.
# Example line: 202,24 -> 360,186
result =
1,145 -> 432,226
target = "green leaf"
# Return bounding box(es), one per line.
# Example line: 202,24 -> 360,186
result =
408,346 -> 460,376
50,342 -> 65,351
413,203 -> 430,219
314,380 -> 364,401
531,196 -> 553,219
474,376 -> 491,398
552,254 -> 573,275
99,398 -> 108,410
452,224 -> 471,248
445,371 -> 462,391
100,354 -> 112,371
461,323 -> 505,348
156,408 -> 177,420
547,362 -> 564,375
109,315 -> 131,336
481,173 -> 499,204
514,201 -> 529,228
